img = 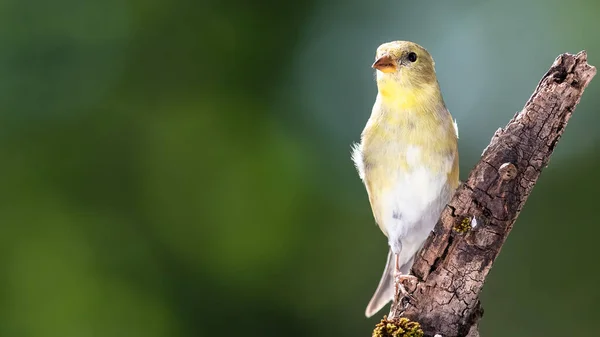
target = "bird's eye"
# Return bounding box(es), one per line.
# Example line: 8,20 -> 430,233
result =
407,52 -> 417,62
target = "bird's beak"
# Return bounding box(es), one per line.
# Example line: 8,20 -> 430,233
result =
372,54 -> 397,73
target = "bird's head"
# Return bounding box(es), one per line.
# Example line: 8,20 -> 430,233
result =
372,41 -> 437,89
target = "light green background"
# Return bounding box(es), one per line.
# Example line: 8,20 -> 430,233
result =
1,0 -> 599,336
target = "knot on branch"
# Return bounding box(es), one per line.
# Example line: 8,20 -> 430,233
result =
373,317 -> 424,337
498,163 -> 517,181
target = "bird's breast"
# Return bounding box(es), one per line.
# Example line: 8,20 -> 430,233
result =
360,112 -> 458,238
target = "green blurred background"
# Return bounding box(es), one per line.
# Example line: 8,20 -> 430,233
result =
1,0 -> 599,336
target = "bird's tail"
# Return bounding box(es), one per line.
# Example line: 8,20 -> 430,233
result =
365,249 -> 416,317
365,249 -> 395,317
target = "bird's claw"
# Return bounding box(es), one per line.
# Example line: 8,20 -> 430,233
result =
394,274 -> 417,302
396,274 -> 418,283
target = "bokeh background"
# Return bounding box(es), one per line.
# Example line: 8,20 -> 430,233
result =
1,0 -> 599,336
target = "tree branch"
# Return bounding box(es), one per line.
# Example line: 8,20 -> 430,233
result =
376,51 -> 596,337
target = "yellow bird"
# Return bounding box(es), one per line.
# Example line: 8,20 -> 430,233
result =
352,41 -> 459,317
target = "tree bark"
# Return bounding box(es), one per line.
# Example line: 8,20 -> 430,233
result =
381,51 -> 596,337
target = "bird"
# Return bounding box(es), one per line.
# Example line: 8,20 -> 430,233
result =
352,41 -> 459,318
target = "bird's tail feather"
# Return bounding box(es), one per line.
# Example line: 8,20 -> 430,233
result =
365,250 -> 395,318
365,249 -> 416,317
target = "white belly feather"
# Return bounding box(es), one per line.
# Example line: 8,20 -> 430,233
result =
353,143 -> 455,268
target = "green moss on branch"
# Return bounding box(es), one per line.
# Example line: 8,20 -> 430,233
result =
372,316 -> 423,337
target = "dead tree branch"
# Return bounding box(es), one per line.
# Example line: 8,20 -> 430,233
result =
377,51 -> 596,337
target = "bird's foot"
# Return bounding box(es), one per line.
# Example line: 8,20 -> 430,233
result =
396,274 -> 417,284
394,274 -> 417,302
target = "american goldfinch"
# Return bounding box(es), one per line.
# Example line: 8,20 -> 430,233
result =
352,41 -> 459,317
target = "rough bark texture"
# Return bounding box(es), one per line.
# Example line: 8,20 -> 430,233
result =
386,51 -> 596,337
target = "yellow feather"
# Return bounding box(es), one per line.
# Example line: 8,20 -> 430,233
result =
360,85 -> 458,231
